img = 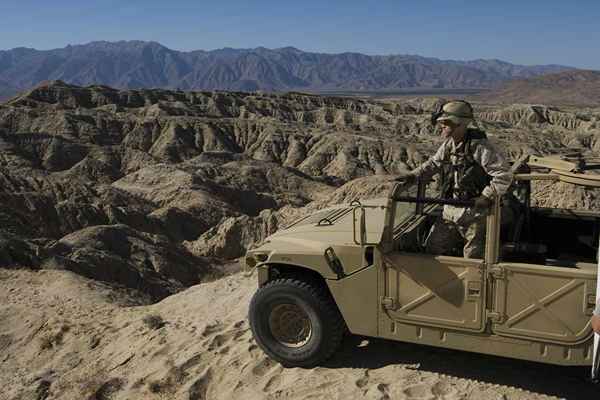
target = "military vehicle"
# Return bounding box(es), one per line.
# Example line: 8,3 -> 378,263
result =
246,154 -> 600,370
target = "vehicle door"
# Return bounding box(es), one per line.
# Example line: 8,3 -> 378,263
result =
490,262 -> 597,344
483,188 -> 600,345
380,184 -> 486,332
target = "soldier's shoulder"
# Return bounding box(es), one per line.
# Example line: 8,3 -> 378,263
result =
467,128 -> 487,141
468,130 -> 503,156
468,129 -> 493,149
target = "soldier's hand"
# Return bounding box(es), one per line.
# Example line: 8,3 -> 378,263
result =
473,195 -> 492,210
394,172 -> 417,185
592,315 -> 600,334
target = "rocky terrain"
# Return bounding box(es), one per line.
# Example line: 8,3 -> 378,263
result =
0,41 -> 571,98
2,81 -> 600,399
3,80 -> 600,295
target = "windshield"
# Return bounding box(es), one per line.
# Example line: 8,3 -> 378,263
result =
392,201 -> 415,231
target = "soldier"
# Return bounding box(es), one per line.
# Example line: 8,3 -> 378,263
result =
397,100 -> 512,258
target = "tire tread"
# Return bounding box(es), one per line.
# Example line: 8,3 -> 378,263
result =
249,277 -> 345,367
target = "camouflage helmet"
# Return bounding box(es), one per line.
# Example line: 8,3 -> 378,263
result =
432,100 -> 474,125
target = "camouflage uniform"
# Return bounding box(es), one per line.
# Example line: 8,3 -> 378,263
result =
412,129 -> 512,258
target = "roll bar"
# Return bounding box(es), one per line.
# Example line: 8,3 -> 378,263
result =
389,180 -> 475,208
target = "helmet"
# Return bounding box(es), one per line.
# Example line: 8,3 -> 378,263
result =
431,100 -> 474,125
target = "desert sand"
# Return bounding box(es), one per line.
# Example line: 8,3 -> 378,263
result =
1,267 -> 597,400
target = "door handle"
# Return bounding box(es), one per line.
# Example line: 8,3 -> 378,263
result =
585,293 -> 596,316
466,281 -> 481,301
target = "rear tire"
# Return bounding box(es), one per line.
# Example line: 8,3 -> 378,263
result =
248,278 -> 345,368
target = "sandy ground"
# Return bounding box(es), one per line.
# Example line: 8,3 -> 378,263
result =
0,268 -> 598,400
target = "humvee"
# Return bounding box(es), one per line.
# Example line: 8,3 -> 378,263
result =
245,154 -> 600,371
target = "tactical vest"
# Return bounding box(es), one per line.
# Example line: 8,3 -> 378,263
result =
441,129 -> 492,201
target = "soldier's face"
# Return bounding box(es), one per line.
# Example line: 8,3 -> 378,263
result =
440,121 -> 466,142
439,121 -> 455,138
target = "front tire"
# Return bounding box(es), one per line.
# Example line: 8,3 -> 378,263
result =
248,278 -> 345,368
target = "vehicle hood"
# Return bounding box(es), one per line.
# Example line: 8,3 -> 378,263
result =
246,198 -> 388,279
263,197 -> 388,248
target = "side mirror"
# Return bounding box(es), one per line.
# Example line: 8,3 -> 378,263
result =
352,204 -> 382,246
360,207 -> 367,245
352,205 -> 363,245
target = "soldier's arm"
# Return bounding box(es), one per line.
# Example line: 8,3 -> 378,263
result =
474,141 -> 513,198
410,141 -> 447,180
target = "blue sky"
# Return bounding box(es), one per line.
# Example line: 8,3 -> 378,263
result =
2,0 -> 599,68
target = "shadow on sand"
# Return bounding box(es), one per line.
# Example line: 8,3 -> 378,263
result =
325,336 -> 599,399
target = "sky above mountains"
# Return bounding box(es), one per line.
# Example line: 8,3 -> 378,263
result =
3,0 -> 599,69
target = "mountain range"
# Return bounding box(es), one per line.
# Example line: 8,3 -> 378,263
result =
478,69 -> 600,107
0,40 -> 572,99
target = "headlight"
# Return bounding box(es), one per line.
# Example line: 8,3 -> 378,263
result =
244,252 -> 269,272
324,247 -> 345,278
255,253 -> 268,262
245,256 -> 257,270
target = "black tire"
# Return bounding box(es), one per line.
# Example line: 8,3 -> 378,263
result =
248,278 -> 345,368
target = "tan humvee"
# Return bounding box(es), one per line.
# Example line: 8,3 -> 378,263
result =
246,154 -> 600,369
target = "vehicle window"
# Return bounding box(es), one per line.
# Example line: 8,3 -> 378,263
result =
498,181 -> 598,267
391,179 -> 485,259
500,205 -> 598,266
392,201 -> 414,230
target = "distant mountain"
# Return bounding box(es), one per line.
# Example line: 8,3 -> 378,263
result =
0,40 -> 573,99
477,69 -> 600,107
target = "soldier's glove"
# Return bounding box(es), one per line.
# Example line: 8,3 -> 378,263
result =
394,172 -> 417,185
473,195 -> 492,210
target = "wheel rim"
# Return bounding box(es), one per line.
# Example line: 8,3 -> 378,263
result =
268,303 -> 312,348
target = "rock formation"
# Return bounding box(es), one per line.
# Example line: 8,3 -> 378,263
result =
1,81 -> 600,298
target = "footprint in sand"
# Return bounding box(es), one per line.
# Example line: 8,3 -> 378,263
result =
401,381 -> 461,400
207,332 -> 235,351
355,369 -> 370,389
179,353 -> 205,372
263,374 -> 282,392
233,329 -> 247,340
251,357 -> 278,377
188,368 -> 212,400
377,383 -> 391,400
402,383 -> 435,400
431,381 -> 459,399
233,320 -> 246,329
90,378 -> 124,400
364,383 -> 391,400
201,322 -> 223,337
